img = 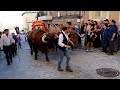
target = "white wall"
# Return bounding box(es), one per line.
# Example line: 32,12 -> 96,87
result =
28,23 -> 32,31
23,12 -> 37,30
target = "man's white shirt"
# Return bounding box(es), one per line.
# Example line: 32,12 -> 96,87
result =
58,31 -> 69,47
1,34 -> 15,46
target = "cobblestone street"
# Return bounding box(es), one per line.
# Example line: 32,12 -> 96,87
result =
0,42 -> 120,79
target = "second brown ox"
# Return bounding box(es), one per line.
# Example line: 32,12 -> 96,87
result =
28,30 -> 57,62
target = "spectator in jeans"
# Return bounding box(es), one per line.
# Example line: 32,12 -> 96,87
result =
101,23 -> 109,53
108,19 -> 118,55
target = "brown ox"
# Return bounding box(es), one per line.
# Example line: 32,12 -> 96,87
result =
48,25 -> 77,50
28,29 -> 56,62
48,24 -> 62,51
48,24 -> 62,34
67,26 -> 77,47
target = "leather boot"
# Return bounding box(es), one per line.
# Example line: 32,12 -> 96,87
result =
65,66 -> 73,72
57,66 -> 64,71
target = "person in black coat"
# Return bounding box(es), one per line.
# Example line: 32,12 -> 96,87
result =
12,33 -> 18,57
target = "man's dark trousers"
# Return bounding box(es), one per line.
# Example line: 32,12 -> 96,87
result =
3,45 -> 12,64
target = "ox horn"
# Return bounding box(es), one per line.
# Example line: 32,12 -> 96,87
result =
42,34 -> 48,43
54,34 -> 59,38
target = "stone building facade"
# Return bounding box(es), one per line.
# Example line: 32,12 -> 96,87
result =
50,11 -> 84,26
84,11 -> 120,26
22,11 -> 38,31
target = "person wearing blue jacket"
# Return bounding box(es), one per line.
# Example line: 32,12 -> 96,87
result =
108,19 -> 118,55
101,23 -> 109,53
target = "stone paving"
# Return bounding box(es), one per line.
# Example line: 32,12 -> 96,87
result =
0,42 -> 120,79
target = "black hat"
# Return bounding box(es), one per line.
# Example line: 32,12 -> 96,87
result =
62,27 -> 68,31
88,19 -> 91,21
111,19 -> 116,24
4,29 -> 9,32
104,19 -> 109,22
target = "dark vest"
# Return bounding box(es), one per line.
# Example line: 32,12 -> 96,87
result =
57,32 -> 68,51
